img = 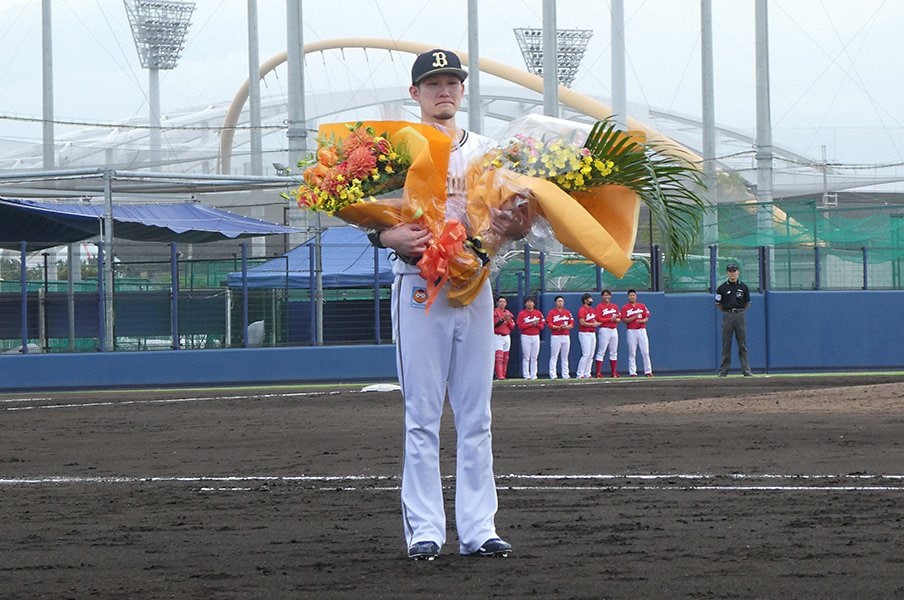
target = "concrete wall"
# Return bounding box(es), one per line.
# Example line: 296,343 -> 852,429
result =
1,290 -> 901,391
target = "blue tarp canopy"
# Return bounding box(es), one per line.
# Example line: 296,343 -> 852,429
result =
0,197 -> 298,251
227,226 -> 393,289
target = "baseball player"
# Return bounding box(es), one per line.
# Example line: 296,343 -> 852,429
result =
715,262 -> 753,376
621,289 -> 653,377
372,49 -> 512,560
493,296 -> 515,380
515,296 -> 545,379
546,295 -> 574,379
576,293 -> 599,378
594,289 -> 620,378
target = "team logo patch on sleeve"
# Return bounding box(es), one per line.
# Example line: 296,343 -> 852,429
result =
410,287 -> 428,309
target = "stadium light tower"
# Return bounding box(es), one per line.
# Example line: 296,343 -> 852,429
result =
124,0 -> 195,169
513,28 -> 593,88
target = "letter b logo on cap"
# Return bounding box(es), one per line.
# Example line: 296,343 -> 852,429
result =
431,51 -> 448,68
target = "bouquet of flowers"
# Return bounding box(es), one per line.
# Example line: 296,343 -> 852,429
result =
291,122 -> 411,215
467,114 -> 706,278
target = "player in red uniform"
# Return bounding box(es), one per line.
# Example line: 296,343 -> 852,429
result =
620,289 -> 652,377
492,296 -> 515,380
546,295 -> 574,379
594,289 -> 621,378
576,293 -> 599,378
516,296 -> 545,379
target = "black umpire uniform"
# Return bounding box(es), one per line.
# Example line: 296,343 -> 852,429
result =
715,263 -> 752,376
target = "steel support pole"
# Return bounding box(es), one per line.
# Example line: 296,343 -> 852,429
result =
542,0 -> 558,117
149,68 -> 161,168
247,0 -> 263,175
467,0 -> 483,134
41,0 -> 55,169
102,171 -> 115,350
610,0 -> 627,129
701,0 -> 717,243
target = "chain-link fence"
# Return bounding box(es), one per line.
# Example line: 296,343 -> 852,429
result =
2,198 -> 902,353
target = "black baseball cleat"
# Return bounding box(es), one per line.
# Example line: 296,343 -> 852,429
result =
408,541 -> 440,561
743,371 -> 754,377
469,538 -> 512,557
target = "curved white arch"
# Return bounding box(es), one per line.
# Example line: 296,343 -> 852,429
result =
219,38 -> 700,173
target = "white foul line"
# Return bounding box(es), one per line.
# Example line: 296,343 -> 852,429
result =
1,473 -> 902,493
0,390 -> 337,412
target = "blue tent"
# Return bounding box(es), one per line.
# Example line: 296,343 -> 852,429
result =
0,197 -> 299,251
226,226 -> 394,289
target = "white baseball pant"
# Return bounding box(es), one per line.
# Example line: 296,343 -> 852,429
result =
520,334 -> 540,379
595,327 -> 618,361
626,328 -> 652,375
577,331 -> 597,378
548,335 -> 570,379
392,273 -> 499,555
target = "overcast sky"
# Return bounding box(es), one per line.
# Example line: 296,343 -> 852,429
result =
1,0 -> 902,164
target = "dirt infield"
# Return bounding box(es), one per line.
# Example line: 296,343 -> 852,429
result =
2,374 -> 903,599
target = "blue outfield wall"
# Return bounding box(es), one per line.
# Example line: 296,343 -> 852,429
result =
0,345 -> 398,391
0,290 -> 901,390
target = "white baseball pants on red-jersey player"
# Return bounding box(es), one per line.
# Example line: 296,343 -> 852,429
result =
595,328 -> 618,361
392,272 -> 499,555
549,335 -> 570,378
520,334 -> 540,379
577,331 -> 597,377
626,329 -> 652,375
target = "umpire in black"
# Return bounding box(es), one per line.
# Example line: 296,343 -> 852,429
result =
715,263 -> 752,377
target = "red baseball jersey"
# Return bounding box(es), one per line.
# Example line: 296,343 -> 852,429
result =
546,308 -> 574,336
621,302 -> 650,330
577,305 -> 598,332
596,302 -> 620,329
493,308 -> 515,335
516,309 -> 545,336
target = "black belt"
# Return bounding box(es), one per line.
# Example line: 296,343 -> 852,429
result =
728,308 -> 744,313
393,252 -> 422,266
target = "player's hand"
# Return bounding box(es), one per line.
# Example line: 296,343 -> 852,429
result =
380,223 -> 432,257
489,203 -> 530,240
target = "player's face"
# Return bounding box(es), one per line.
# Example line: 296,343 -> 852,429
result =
602,293 -> 611,303
497,298 -> 506,309
728,269 -> 739,282
627,292 -> 637,303
525,300 -> 534,310
555,298 -> 564,309
410,74 -> 464,122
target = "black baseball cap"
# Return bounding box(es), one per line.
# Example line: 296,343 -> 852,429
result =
726,263 -> 739,271
411,49 -> 468,85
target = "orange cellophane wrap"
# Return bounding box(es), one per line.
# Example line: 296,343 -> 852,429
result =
517,177 -> 639,277
325,121 -> 489,311
465,165 -> 640,280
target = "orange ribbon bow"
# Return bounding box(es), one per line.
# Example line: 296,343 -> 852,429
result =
416,220 -> 468,313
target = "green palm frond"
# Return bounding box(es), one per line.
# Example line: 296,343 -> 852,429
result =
584,119 -> 707,264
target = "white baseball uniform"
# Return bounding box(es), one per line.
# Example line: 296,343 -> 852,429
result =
391,129 -> 500,555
